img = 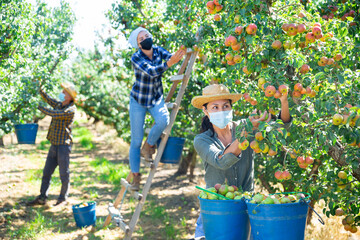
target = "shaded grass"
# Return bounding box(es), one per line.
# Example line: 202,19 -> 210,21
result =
25,168 -> 61,186
140,197 -> 186,239
73,127 -> 94,150
89,157 -> 130,188
6,210 -> 56,239
36,139 -> 50,151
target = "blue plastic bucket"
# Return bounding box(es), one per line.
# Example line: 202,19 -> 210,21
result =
157,137 -> 185,164
199,197 -> 251,240
72,201 -> 96,228
246,200 -> 309,240
14,123 -> 38,144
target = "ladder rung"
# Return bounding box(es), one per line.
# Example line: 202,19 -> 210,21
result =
121,178 -> 131,188
186,48 -> 194,54
108,203 -> 130,233
117,217 -> 130,234
108,203 -> 120,217
170,74 -> 184,82
165,102 -> 177,109
120,179 -> 143,200
142,158 -> 155,169
132,191 -> 143,201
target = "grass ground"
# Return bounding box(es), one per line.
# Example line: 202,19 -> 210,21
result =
0,112 -> 359,240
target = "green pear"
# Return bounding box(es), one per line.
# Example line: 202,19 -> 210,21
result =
225,191 -> 235,199
208,193 -> 218,200
280,197 -> 291,204
219,185 -> 229,195
207,187 -> 217,193
228,186 -> 235,192
273,198 -> 281,204
234,195 -> 243,200
253,193 -> 264,203
199,192 -> 208,199
263,197 -> 275,204
288,195 -> 296,202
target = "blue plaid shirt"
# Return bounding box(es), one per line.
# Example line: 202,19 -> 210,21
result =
130,46 -> 172,108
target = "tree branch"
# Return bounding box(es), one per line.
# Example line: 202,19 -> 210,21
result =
131,0 -> 147,20
328,141 -> 360,181
49,54 -> 63,75
0,103 -> 24,123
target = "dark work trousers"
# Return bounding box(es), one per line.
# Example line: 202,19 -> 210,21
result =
39,145 -> 71,201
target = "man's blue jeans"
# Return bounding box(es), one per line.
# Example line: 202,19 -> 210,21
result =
129,96 -> 169,173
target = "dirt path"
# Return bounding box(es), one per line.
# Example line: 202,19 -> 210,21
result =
0,113 -> 359,240
0,113 -> 204,240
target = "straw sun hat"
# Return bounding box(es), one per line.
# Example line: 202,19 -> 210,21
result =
61,82 -> 77,101
191,84 -> 242,109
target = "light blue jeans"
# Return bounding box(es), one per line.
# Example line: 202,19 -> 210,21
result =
129,96 -> 170,173
195,214 -> 205,238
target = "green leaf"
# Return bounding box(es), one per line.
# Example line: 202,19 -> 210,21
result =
315,72 -> 325,80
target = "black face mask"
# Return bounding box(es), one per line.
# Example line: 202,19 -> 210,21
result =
140,38 -> 153,50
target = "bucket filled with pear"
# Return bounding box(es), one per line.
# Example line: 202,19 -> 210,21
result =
197,183 -> 252,200
197,184 -> 252,240
246,192 -> 311,240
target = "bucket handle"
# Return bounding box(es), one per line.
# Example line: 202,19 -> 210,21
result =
300,199 -> 325,225
195,186 -> 233,200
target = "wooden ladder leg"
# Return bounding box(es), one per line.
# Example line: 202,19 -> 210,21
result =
123,133 -> 170,239
103,173 -> 133,227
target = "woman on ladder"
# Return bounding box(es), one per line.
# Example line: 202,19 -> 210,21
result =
190,83 -> 292,239
127,27 -> 185,191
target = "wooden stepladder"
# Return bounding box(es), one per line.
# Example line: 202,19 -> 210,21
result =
103,42 -> 199,239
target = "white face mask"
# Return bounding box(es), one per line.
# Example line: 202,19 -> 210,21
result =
59,92 -> 65,102
208,110 -> 233,129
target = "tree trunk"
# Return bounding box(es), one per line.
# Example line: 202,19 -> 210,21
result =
306,199 -> 317,225
306,159 -> 322,225
0,136 -> 4,147
176,147 -> 196,178
258,173 -> 273,193
189,149 -> 197,181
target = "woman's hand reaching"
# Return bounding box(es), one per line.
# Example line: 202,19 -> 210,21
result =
249,109 -> 271,129
167,48 -> 186,67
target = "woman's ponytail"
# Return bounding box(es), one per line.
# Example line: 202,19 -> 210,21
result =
200,115 -> 214,136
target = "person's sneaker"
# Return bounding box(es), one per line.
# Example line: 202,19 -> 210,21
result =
26,196 -> 46,206
53,199 -> 67,207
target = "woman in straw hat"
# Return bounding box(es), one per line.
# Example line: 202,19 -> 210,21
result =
127,27 -> 185,191
191,84 -> 292,239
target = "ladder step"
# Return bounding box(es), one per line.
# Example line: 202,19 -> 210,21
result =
108,203 -> 120,217
186,48 -> 194,54
170,74 -> 184,82
120,178 -> 143,201
143,159 -> 155,169
165,102 -> 177,109
107,203 -> 130,233
118,218 -> 130,234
